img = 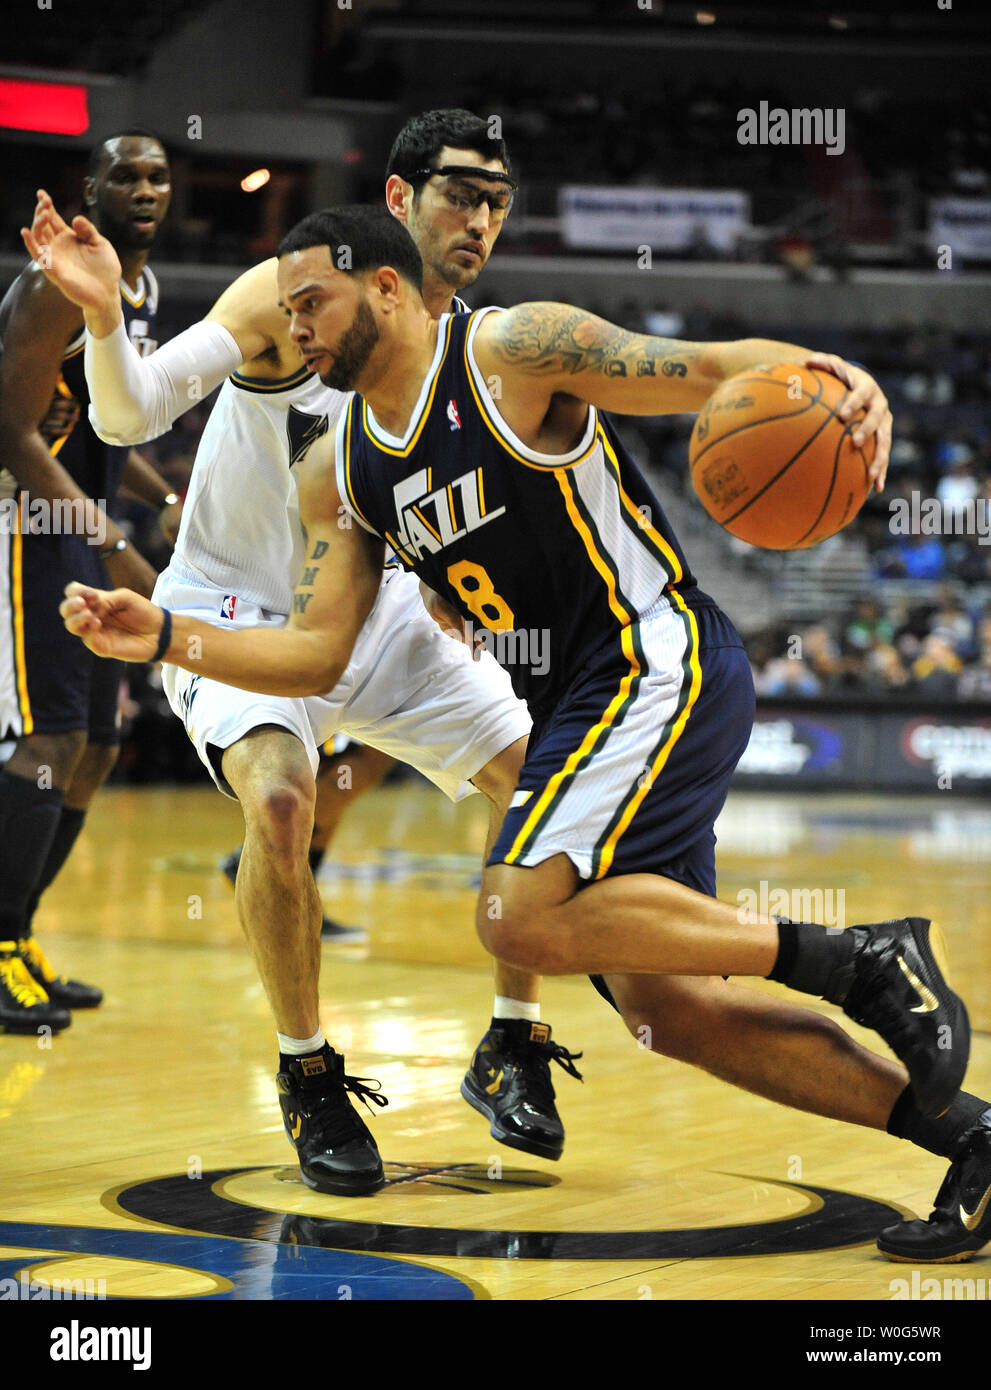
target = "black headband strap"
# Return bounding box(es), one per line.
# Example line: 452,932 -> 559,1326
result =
411,164 -> 518,192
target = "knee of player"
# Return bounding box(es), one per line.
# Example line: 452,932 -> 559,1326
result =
12,729 -> 88,788
85,743 -> 120,785
243,777 -> 315,840
476,907 -> 558,973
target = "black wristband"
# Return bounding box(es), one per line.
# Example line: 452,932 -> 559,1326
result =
151,609 -> 172,664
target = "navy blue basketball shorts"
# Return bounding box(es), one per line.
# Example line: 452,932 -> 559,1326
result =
0,523 -> 123,744
487,596 -> 755,1008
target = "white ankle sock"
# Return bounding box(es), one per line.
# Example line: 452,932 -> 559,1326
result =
277,1027 -> 327,1056
493,996 -> 540,1023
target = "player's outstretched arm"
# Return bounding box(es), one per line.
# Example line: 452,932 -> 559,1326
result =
81,258 -> 289,447
475,303 -> 890,484
61,435 -> 383,695
23,192 -> 281,444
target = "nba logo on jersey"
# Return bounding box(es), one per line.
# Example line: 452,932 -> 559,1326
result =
446,399 -> 462,431
220,595 -> 237,620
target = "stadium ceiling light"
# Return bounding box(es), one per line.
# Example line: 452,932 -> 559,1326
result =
695,10 -> 716,25
240,169 -> 271,193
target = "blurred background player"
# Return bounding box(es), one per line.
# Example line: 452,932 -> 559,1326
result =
27,111 -> 583,1186
0,130 -> 179,1035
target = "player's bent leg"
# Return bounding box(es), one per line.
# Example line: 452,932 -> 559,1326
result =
480,855 -> 779,978
220,726 -> 321,1039
483,601 -> 968,1118
481,862 -> 967,1118
599,970 -> 991,1262
604,970 -> 991,1259
603,971 -> 905,1128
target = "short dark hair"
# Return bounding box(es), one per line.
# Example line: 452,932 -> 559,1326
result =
278,205 -> 423,291
386,108 -> 512,183
87,128 -> 168,178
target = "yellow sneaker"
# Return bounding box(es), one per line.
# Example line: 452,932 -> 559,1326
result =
18,937 -> 102,1010
0,941 -> 70,1034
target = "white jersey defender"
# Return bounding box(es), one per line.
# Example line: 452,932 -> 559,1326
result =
153,355 -> 530,799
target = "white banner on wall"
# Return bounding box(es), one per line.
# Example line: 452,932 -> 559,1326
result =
559,186 -> 751,253
928,198 -> 991,261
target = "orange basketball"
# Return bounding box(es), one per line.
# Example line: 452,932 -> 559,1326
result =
688,363 -> 875,550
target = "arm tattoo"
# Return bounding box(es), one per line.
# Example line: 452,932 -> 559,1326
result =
489,304 -> 701,381
292,539 -> 329,617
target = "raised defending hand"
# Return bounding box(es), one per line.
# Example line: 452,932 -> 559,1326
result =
804,352 -> 892,493
61,582 -> 165,663
21,188 -> 123,312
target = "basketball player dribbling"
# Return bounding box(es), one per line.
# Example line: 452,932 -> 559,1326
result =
62,205 -> 991,1261
0,130 -> 178,1035
29,113 -> 586,1192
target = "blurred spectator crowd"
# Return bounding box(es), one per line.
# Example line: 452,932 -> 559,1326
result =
749,596 -> 991,703
598,306 -> 991,704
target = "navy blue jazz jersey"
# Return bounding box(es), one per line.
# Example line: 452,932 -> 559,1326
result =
337,305 -> 754,906
44,270 -> 159,504
337,307 -> 708,717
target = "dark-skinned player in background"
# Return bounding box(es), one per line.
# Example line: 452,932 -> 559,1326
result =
0,130 -> 180,1035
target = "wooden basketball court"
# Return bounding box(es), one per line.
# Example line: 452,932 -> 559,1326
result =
2,779 -> 989,1305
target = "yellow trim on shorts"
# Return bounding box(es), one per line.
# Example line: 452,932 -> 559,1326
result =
10,519 -> 33,736
504,633 -> 640,867
593,592 -> 703,878
504,469 -> 639,865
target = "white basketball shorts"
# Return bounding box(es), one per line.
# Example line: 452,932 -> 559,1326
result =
154,564 -> 531,801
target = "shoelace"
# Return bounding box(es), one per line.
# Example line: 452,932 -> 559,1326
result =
18,938 -> 58,985
509,1041 -> 584,1107
844,946 -> 920,1046
299,1074 -> 389,1148
0,956 -> 44,1009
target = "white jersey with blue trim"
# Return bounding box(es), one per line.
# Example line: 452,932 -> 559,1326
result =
169,298 -> 472,614
170,363 -> 346,614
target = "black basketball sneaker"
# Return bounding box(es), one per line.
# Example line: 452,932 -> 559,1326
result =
277,1045 -> 387,1196
0,940 -> 71,1034
877,1111 -> 991,1263
822,918 -> 969,1119
461,1020 -> 583,1161
220,846 -> 368,943
19,936 -> 102,1008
